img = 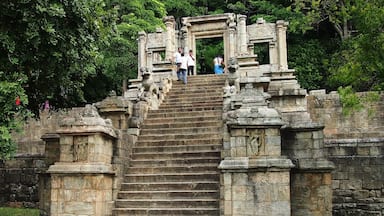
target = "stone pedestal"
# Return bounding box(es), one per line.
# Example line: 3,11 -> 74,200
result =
47,105 -> 116,216
220,81 -> 294,215
282,125 -> 334,216
220,154 -> 294,216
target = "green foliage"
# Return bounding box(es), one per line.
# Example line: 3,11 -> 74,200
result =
0,74 -> 30,160
0,0 -> 114,114
162,0 -> 225,19
338,86 -> 363,116
0,0 -> 112,158
338,86 -> 380,116
328,0 -> 384,91
253,43 -> 269,65
225,0 -> 314,33
288,38 -> 328,90
289,0 -> 354,39
196,38 -> 224,74
0,207 -> 39,216
101,0 -> 166,92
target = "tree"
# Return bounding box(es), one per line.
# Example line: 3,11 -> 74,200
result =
0,0 -> 113,115
226,0 -> 315,33
0,0 -> 113,159
0,74 -> 30,159
288,38 -> 328,90
328,0 -> 384,91
101,0 -> 166,93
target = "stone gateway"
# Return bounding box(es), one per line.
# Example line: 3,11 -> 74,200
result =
1,13 -> 383,216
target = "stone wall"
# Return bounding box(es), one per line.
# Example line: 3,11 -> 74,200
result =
0,155 -> 45,208
307,91 -> 384,215
0,111 -> 60,208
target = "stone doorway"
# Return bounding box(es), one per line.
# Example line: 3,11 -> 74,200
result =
137,14 -> 239,81
181,14 -> 237,76
195,37 -> 224,75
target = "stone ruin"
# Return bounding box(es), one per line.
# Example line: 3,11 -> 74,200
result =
2,13 -> 383,216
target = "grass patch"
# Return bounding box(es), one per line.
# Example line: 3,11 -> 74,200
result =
0,207 -> 39,216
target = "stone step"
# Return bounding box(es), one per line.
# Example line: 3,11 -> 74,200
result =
178,74 -> 226,80
142,120 -> 222,129
167,89 -> 223,97
159,101 -> 223,109
131,150 -> 220,160
166,89 -> 223,98
140,126 -> 222,135
133,144 -> 221,153
163,96 -> 223,104
172,78 -> 225,86
123,172 -> 219,183
170,84 -> 224,91
167,88 -> 224,95
147,110 -> 221,118
120,181 -> 219,191
113,207 -> 219,216
172,84 -> 224,91
138,133 -> 222,141
178,77 -> 226,83
129,157 -> 221,166
115,198 -> 218,208
161,101 -> 223,108
172,80 -> 225,89
164,89 -> 223,101
124,171 -> 220,183
149,106 -> 222,113
150,106 -> 223,114
136,138 -> 222,147
117,190 -> 218,199
127,164 -> 219,174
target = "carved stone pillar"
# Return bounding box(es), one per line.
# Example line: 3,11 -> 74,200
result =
276,20 -> 289,70
269,41 -> 278,65
146,51 -> 153,72
227,15 -> 237,60
181,25 -> 189,55
47,105 -> 116,216
163,16 -> 175,61
137,31 -> 147,77
220,81 -> 294,215
237,14 -> 248,55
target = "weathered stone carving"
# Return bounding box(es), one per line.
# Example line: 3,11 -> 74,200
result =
129,101 -> 148,128
73,136 -> 88,162
138,68 -> 159,109
59,105 -> 116,137
247,135 -> 262,156
227,57 -> 240,92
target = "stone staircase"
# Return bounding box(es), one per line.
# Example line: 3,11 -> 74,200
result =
113,74 -> 227,216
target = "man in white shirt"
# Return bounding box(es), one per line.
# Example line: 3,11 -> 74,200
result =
187,49 -> 195,76
173,47 -> 183,80
179,53 -> 188,84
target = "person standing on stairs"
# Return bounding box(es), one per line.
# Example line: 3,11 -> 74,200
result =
213,55 -> 224,74
172,47 -> 183,81
187,49 -> 195,76
179,53 -> 188,84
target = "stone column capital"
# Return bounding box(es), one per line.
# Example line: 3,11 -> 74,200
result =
163,16 -> 175,24
237,14 -> 247,21
276,20 -> 289,28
